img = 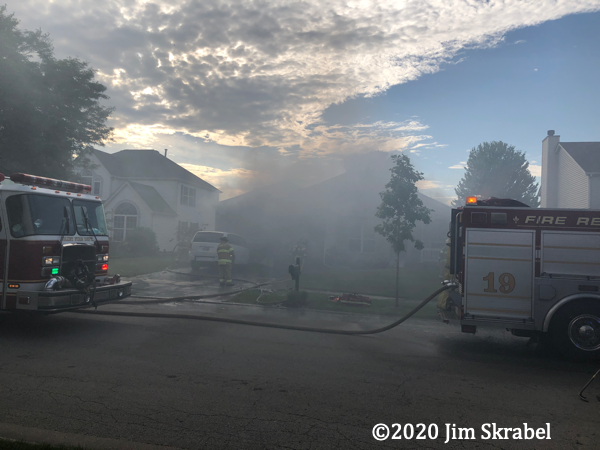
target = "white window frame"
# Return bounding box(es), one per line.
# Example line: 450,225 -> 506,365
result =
348,220 -> 376,253
180,185 -> 196,207
82,174 -> 102,196
113,202 -> 138,242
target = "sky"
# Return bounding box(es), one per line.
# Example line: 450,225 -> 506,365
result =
7,0 -> 600,203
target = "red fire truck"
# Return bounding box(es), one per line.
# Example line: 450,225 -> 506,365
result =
440,196 -> 600,359
0,173 -> 132,313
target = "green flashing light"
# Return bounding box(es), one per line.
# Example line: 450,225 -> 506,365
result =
51,268 -> 59,275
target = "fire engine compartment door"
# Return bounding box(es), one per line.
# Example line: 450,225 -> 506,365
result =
465,229 -> 535,320
541,231 -> 600,278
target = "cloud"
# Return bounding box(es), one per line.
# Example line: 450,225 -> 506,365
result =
9,0 -> 600,155
416,179 -> 444,190
178,163 -> 255,199
449,161 -> 467,169
529,164 -> 542,177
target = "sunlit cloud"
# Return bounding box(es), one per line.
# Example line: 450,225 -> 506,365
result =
10,0 -> 599,154
416,179 -> 444,190
529,164 -> 542,177
178,163 -> 256,200
449,161 -> 468,169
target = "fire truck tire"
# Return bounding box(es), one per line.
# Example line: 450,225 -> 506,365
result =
549,300 -> 600,360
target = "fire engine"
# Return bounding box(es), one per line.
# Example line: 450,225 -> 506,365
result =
0,173 -> 132,313
440,196 -> 600,359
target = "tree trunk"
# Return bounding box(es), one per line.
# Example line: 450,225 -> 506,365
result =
395,249 -> 400,307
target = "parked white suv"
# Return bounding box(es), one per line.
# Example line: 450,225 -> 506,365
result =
189,231 -> 250,270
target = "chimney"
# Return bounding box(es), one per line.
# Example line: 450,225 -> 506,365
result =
164,149 -> 168,158
541,130 -> 560,208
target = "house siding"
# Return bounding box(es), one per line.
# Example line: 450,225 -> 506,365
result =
77,150 -> 219,252
83,154 -> 112,200
556,147 -> 589,208
541,134 -> 560,208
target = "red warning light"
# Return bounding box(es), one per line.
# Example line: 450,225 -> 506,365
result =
10,173 -> 91,193
102,264 -> 108,271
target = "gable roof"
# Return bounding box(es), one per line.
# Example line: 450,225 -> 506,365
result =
128,181 -> 177,216
92,149 -> 220,192
560,142 -> 600,174
218,180 -> 301,210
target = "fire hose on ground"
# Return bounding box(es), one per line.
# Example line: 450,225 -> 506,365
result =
73,284 -> 455,336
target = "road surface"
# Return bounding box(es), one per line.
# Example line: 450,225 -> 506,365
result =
0,274 -> 597,449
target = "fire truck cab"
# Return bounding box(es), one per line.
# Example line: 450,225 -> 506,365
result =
440,196 -> 600,359
0,173 -> 132,313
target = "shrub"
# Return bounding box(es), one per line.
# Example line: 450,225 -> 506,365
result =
124,227 -> 159,256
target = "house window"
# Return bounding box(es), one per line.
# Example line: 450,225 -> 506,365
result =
113,202 -> 137,242
82,175 -> 102,196
180,185 -> 196,207
348,220 -> 375,253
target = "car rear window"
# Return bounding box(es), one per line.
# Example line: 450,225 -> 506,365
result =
193,232 -> 246,246
193,232 -> 223,243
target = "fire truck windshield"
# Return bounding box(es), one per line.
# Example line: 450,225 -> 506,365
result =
73,199 -> 108,236
6,194 -> 74,237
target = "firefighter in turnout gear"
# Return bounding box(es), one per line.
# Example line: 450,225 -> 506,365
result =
217,235 -> 235,286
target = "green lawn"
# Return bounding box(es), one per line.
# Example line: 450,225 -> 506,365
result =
108,253 -> 184,277
299,262 -> 443,299
227,289 -> 440,319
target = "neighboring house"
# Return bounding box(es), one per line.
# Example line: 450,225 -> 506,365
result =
541,130 -> 600,208
79,149 -> 220,250
217,156 -> 450,269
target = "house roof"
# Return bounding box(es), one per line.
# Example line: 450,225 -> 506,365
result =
92,149 -> 221,192
218,181 -> 301,209
128,181 -> 177,216
560,142 -> 600,174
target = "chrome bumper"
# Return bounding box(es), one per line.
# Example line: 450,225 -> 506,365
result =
14,281 -> 133,313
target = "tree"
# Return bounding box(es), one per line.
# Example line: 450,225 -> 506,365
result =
453,141 -> 540,208
375,154 -> 433,307
0,6 -> 113,179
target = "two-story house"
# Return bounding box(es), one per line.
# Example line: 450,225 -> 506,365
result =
217,154 -> 450,269
80,149 -> 220,250
541,130 -> 600,208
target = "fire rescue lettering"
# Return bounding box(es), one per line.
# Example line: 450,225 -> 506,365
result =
524,216 -> 600,226
577,217 -> 600,226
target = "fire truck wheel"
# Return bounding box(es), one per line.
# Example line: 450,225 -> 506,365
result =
549,300 -> 600,360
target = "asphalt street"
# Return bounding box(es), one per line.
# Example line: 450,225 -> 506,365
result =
0,272 -> 598,449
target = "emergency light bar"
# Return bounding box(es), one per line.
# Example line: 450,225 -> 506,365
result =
10,173 -> 91,193
466,196 -> 478,205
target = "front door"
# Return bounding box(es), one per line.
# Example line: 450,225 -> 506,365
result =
464,229 -> 535,320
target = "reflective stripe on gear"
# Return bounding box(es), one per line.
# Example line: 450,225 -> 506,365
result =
217,243 -> 235,264
218,263 -> 232,284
